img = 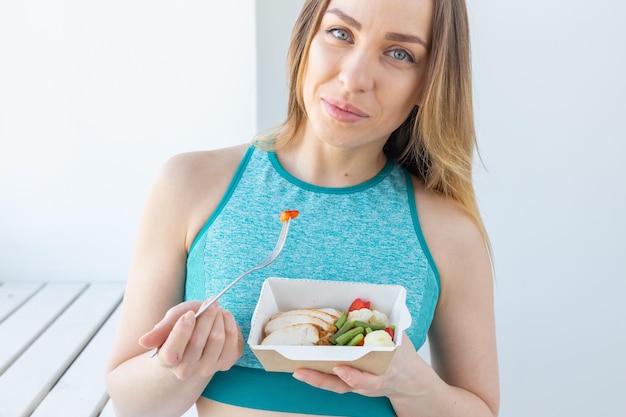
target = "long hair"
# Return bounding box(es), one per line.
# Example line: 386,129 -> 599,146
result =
259,0 -> 489,248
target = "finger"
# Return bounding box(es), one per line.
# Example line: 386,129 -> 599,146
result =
139,301 -> 202,348
199,308 -> 227,366
333,366 -> 389,397
215,308 -> 243,369
158,310 -> 196,366
175,300 -> 220,377
139,327 -> 166,349
292,369 -> 352,394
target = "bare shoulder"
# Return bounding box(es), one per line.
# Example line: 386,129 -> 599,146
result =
152,143 -> 251,249
158,143 -> 250,189
411,177 -> 491,290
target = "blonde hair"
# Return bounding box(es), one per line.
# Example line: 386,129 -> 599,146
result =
259,0 -> 489,248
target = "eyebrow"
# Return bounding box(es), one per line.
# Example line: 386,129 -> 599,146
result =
325,8 -> 429,50
386,32 -> 429,49
326,8 -> 362,30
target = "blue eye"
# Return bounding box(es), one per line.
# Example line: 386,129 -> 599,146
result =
389,49 -> 415,63
328,28 -> 351,42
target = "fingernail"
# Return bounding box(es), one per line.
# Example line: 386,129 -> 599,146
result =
292,371 -> 307,382
333,367 -> 347,380
201,298 -> 217,309
183,311 -> 195,325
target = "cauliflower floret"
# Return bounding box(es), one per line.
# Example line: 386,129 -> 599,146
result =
369,309 -> 389,326
363,330 -> 395,347
347,308 -> 373,323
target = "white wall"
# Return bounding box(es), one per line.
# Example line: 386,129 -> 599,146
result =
1,1 -> 624,416
0,0 -> 257,282
468,1 -> 626,416
256,0 -> 304,131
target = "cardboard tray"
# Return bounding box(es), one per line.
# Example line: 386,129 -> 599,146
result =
247,278 -> 411,375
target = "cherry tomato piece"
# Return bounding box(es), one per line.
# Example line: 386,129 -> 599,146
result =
280,210 -> 300,222
384,326 -> 395,340
348,298 -> 371,311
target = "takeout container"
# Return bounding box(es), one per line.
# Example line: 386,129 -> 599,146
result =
247,278 -> 412,375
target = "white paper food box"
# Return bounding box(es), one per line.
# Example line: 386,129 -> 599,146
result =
248,278 -> 412,375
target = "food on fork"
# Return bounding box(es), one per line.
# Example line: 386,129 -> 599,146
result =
280,210 -> 300,222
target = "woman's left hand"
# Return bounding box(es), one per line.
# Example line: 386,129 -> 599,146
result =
292,332 -> 433,399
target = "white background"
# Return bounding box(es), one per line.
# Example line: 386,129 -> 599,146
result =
1,1 -> 624,416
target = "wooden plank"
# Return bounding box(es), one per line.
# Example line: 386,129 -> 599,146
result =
31,303 -> 122,417
0,282 -> 44,323
0,282 -> 124,417
98,399 -> 116,417
99,397 -> 199,417
0,282 -> 86,375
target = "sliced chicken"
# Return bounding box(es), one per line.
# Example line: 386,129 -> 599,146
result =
270,308 -> 337,324
260,324 -> 320,346
264,314 -> 336,334
318,308 -> 344,318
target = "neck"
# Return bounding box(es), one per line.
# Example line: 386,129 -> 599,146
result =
276,136 -> 388,188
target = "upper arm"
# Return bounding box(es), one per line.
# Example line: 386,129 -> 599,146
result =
413,179 -> 500,414
106,145 -> 247,374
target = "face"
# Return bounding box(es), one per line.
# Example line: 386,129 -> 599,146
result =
299,0 -> 433,151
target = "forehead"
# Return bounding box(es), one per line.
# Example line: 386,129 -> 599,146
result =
323,0 -> 433,44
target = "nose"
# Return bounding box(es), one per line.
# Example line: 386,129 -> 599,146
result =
337,49 -> 375,93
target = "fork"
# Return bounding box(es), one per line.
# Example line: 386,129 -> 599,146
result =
149,215 -> 294,358
194,216 -> 294,318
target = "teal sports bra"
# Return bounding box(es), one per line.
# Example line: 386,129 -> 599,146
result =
185,145 -> 439,416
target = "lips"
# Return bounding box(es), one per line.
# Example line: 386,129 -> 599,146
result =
322,98 -> 369,123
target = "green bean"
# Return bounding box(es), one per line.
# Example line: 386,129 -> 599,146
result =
335,326 -> 365,346
347,333 -> 364,346
353,320 -> 386,331
334,313 -> 347,330
330,320 -> 356,344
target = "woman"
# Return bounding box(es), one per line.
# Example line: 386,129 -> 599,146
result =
106,0 -> 499,416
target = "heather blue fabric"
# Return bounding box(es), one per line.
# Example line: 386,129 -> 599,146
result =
185,145 -> 439,416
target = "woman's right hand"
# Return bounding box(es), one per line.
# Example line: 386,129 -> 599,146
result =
138,299 -> 243,380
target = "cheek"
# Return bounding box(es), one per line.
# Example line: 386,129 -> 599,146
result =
383,80 -> 421,118
302,53 -> 331,110
412,67 -> 429,105
303,37 -> 339,91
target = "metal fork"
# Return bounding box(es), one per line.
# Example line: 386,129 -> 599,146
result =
150,216 -> 294,358
194,216 -> 294,318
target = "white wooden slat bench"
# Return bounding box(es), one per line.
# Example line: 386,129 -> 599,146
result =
0,282 -> 198,417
